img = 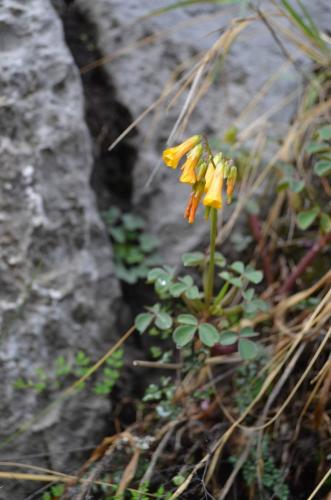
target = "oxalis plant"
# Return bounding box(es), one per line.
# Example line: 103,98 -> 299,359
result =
135,135 -> 268,363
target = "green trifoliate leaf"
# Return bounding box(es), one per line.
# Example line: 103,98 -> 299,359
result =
180,275 -> 194,287
314,160 -> 331,177
169,282 -> 189,297
185,286 -> 202,299
230,261 -> 245,274
219,271 -> 242,288
122,213 -> 145,231
219,330 -> 238,345
297,207 -> 320,230
306,142 -> 330,154
177,314 -> 198,326
139,233 -> 159,252
317,125 -> 331,141
244,267 -> 263,284
240,327 -> 259,338
135,313 -> 153,333
239,338 -> 259,360
242,288 -> 255,301
155,312 -> 172,330
320,213 -> 331,234
182,252 -> 204,267
147,267 -> 170,283
109,226 -> 126,243
173,325 -> 197,347
198,323 -> 220,347
214,252 -> 227,267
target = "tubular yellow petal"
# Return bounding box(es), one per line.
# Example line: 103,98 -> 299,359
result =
203,168 -> 223,209
179,144 -> 202,184
162,135 -> 201,169
204,162 -> 215,192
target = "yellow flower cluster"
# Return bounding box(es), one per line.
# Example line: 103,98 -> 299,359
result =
162,136 -> 237,223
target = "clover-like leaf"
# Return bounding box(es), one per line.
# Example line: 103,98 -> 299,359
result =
297,207 -> 320,230
244,267 -> 263,284
177,314 -> 198,326
180,275 -> 194,287
182,252 -> 204,267
317,125 -> 331,141
198,323 -> 220,347
306,142 -> 329,154
155,312 -> 172,330
185,286 -> 202,299
214,252 -> 226,267
230,261 -> 245,274
147,268 -> 169,283
320,213 -> 331,234
169,282 -> 189,298
242,288 -> 255,301
139,233 -> 159,252
238,338 -> 259,360
122,213 -> 145,231
219,271 -> 242,288
135,313 -> 153,334
219,330 -> 238,345
240,327 -> 259,338
314,160 -> 331,177
173,325 -> 197,347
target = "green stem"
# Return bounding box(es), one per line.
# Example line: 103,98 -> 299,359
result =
205,208 -> 218,307
213,282 -> 230,306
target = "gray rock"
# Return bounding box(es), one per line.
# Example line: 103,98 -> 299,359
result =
75,0 -> 329,264
0,0 -> 120,496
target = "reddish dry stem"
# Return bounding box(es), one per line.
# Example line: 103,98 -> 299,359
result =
248,214 -> 273,286
279,232 -> 331,295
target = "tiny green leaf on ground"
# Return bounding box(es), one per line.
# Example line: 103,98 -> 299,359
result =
230,261 -> 245,274
173,325 -> 197,347
177,314 -> 198,326
219,330 -> 238,345
182,251 -> 204,266
155,312 -> 173,330
244,267 -> 263,284
320,213 -> 331,234
314,160 -> 331,176
198,323 -> 220,347
135,313 -> 153,333
297,207 -> 320,230
239,339 -> 259,360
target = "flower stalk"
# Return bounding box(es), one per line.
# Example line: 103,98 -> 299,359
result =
205,207 -> 218,307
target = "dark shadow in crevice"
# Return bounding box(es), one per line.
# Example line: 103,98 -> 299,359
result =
60,3 -> 137,211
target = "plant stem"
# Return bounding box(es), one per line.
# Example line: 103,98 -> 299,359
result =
279,231 -> 331,295
205,208 -> 218,307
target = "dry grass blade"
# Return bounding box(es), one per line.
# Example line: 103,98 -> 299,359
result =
307,466 -> 331,500
0,471 -> 113,489
117,448 -> 141,496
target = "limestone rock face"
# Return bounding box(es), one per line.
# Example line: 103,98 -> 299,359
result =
0,0 -> 120,495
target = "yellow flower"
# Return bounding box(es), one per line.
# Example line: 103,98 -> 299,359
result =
226,165 -> 237,204
203,165 -> 224,209
162,135 -> 201,169
204,161 -> 215,192
179,144 -> 203,184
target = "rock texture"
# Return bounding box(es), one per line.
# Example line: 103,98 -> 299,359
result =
75,0 -> 329,264
0,0 -> 120,496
